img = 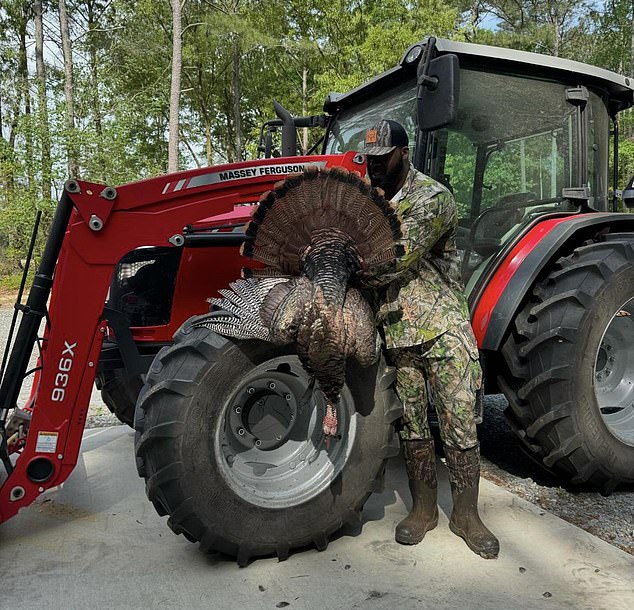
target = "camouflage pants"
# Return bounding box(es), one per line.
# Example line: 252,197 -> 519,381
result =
386,328 -> 482,450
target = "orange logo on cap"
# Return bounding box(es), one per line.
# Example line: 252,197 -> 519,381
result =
366,129 -> 378,144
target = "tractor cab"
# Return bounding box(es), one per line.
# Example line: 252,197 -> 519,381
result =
323,38 -> 634,298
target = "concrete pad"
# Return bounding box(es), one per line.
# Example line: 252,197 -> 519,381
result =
1,426 -> 633,610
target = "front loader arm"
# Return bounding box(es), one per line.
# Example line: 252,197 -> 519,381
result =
0,153 -> 361,522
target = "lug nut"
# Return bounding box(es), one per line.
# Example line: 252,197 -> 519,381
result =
247,387 -> 255,395
234,406 -> 242,414
255,440 -> 262,447
238,428 -> 245,436
268,382 -> 276,390
285,393 -> 292,401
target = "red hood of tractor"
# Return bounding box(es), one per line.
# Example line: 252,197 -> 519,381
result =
192,204 -> 254,229
124,151 -> 366,343
183,151 -> 365,229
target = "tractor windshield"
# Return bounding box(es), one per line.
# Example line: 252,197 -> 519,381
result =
326,67 -> 611,291
326,79 -> 419,156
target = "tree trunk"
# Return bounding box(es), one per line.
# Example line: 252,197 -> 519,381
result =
631,0 -> 634,79
4,89 -> 22,193
58,0 -> 79,178
206,121 -> 212,166
232,34 -> 242,161
550,6 -> 560,58
0,97 -> 16,193
168,0 -> 182,173
302,67 -> 308,154
34,0 -> 52,200
87,0 -> 105,181
18,8 -> 33,188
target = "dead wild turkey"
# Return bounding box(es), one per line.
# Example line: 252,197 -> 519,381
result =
194,166 -> 402,442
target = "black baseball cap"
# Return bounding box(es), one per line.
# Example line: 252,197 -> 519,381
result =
364,119 -> 409,156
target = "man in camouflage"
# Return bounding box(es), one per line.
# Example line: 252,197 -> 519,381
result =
364,119 -> 499,559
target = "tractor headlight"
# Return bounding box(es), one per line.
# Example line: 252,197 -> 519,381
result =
404,45 -> 423,65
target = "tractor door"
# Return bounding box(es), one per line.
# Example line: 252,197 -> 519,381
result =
426,69 -> 611,297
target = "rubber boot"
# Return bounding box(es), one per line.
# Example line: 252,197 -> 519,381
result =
395,439 -> 439,545
444,444 -> 499,559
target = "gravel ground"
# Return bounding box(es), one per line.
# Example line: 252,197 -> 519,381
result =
1,302 -> 632,556
85,404 -> 121,428
478,394 -> 634,556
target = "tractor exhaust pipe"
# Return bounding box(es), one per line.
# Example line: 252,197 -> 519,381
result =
273,100 -> 297,157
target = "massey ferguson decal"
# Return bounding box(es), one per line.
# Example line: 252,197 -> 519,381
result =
162,161 -> 328,194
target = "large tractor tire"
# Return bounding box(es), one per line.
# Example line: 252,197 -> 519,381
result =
134,318 -> 402,564
95,369 -> 143,427
499,233 -> 634,492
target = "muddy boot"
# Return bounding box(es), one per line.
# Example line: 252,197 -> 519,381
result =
444,444 -> 499,559
395,439 -> 439,545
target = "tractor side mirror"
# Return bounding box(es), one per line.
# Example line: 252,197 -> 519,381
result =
622,175 -> 634,208
417,54 -> 460,132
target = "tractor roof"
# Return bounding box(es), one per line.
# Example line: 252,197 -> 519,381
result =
324,38 -> 634,116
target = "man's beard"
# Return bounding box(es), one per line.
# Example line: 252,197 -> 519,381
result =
369,156 -> 404,197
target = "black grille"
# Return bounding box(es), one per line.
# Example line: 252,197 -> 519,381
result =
108,247 -> 182,327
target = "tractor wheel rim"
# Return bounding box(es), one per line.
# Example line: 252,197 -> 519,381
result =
215,355 -> 356,508
594,296 -> 634,447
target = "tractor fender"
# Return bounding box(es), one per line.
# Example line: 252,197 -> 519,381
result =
472,212 -> 634,351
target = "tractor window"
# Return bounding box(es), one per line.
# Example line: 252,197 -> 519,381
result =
481,129 -> 570,208
436,69 -> 610,289
326,79 -> 417,156
444,131 -> 475,220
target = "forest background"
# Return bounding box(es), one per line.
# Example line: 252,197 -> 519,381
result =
2,0 -> 634,278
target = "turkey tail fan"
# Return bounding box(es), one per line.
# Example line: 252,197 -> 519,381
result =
241,167 -> 402,278
192,277 -> 288,341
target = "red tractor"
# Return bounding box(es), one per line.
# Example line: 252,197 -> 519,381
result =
1,37 -> 633,564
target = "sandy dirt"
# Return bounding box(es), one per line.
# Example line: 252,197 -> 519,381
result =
0,288 -> 18,308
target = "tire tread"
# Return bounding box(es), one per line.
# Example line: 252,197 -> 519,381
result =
499,235 -> 634,490
135,319 -> 403,561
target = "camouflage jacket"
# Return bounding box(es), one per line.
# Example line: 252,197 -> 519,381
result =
368,167 -> 473,350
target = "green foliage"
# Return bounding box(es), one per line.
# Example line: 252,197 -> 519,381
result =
2,0 -> 634,275
0,189 -> 56,273
0,272 -> 32,291
471,1 -> 592,58
311,0 -> 462,97
616,137 -> 634,189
